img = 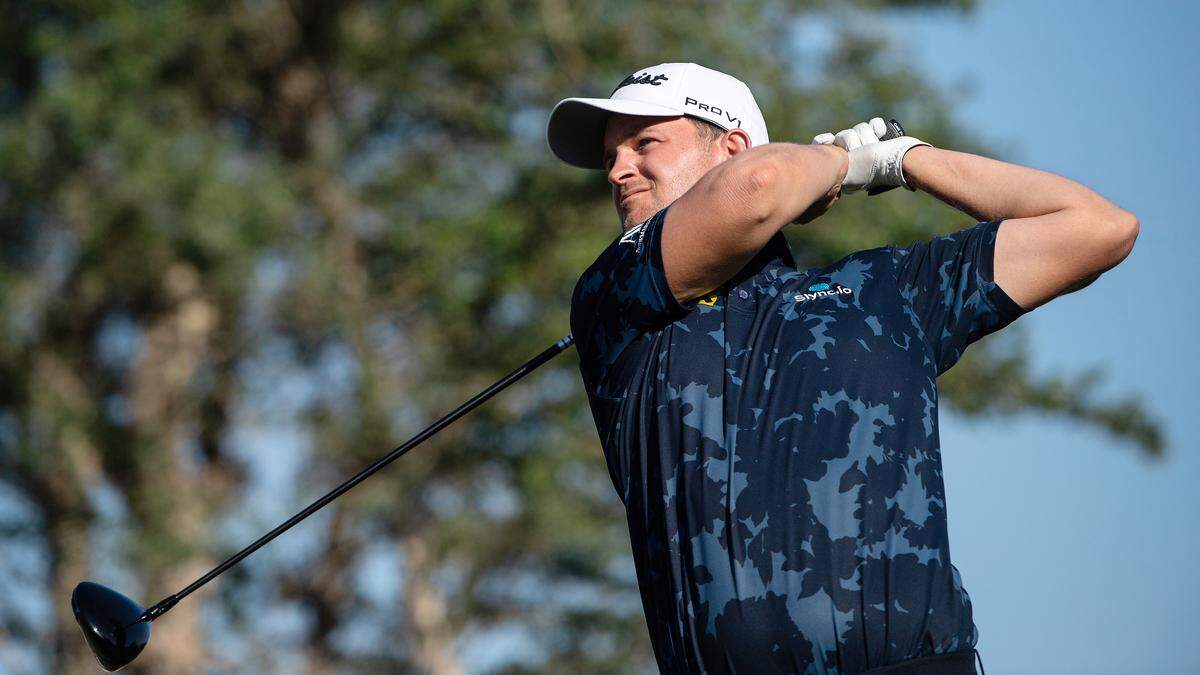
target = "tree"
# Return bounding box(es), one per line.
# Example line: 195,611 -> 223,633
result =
0,0 -> 1161,672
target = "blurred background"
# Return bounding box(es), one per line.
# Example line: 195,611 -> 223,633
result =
0,0 -> 1194,673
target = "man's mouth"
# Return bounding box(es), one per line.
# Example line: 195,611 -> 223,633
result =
620,189 -> 648,207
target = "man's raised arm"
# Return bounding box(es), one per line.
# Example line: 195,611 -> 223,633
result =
662,143 -> 849,304
902,146 -> 1140,311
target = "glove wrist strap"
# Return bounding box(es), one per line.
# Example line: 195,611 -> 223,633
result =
884,137 -> 932,191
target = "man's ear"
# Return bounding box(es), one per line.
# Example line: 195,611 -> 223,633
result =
720,128 -> 753,157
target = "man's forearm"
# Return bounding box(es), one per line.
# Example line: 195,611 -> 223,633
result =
902,146 -> 1126,221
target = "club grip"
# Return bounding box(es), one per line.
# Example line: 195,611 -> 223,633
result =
866,118 -> 906,196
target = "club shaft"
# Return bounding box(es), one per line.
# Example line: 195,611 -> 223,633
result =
137,334 -> 575,623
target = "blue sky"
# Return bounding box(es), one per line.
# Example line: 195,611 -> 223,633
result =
880,2 -> 1200,673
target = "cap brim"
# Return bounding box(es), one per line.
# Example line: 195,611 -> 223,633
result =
547,97 -> 683,170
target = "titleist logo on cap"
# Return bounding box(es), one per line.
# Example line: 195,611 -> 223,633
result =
611,72 -> 669,94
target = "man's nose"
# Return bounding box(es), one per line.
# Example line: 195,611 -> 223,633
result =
607,149 -> 637,186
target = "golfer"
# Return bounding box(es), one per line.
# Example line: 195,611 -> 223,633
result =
548,63 -> 1137,674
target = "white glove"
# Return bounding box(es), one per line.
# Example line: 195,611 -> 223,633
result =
812,117 -> 931,194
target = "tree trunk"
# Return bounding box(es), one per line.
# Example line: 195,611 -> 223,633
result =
49,508 -> 95,674
26,352 -> 104,673
403,535 -> 464,675
124,264 -> 230,674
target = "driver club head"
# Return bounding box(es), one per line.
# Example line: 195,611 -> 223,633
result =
71,582 -> 151,671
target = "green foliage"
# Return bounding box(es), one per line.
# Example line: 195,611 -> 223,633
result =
0,0 -> 1159,670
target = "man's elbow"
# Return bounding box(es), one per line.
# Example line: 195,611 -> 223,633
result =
1105,209 -> 1140,267
726,144 -> 843,233
1117,210 -> 1140,260
739,157 -> 784,229
1058,211 -> 1138,300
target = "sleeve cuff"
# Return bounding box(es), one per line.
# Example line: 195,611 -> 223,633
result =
646,205 -> 694,321
979,218 -> 1028,321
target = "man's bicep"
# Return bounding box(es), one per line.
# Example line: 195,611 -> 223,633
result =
659,156 -> 781,303
993,208 -> 1137,311
661,143 -> 849,303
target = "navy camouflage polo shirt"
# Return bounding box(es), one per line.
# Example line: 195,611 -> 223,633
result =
570,205 -> 1026,674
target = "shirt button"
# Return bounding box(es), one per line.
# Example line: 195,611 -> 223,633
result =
738,290 -> 749,299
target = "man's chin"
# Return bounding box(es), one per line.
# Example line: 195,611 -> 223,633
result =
619,204 -> 657,229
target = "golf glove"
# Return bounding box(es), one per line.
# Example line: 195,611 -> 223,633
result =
813,117 -> 931,194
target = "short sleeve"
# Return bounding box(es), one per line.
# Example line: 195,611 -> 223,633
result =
570,206 -> 691,383
890,219 -> 1027,375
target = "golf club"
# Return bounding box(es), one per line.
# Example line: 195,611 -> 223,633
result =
73,334 -> 575,671
71,117 -> 909,672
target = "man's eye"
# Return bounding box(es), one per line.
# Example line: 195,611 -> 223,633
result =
605,139 -> 655,170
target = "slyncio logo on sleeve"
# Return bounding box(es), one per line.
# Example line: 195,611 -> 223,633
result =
794,282 -> 852,303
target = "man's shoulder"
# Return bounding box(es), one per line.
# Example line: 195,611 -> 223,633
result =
570,210 -> 667,307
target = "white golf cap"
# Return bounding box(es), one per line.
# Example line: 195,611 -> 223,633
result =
547,62 -> 770,170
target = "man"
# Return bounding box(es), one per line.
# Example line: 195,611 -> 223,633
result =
547,63 -> 1138,674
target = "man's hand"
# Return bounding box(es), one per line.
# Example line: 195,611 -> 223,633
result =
813,117 -> 931,194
